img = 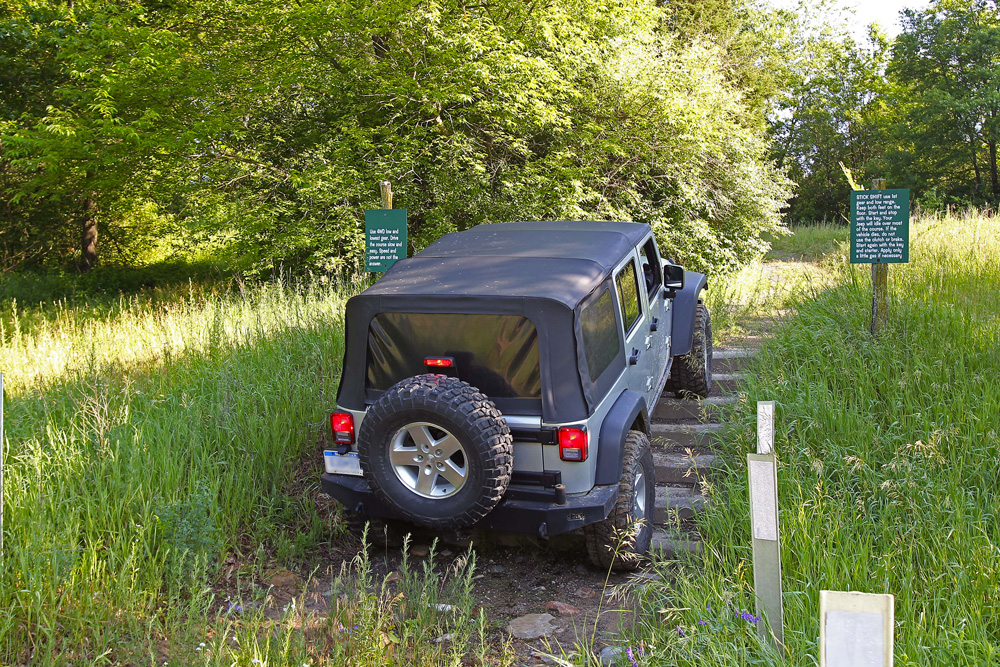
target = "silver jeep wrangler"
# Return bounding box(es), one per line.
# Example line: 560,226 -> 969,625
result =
322,221 -> 711,570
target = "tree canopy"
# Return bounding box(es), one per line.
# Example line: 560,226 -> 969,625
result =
1,0 -> 791,275
2,0 -> 997,276
889,0 -> 1000,206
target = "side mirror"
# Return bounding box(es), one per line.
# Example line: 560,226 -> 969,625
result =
663,262 -> 684,290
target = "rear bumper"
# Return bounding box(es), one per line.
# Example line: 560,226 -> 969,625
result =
321,473 -> 618,538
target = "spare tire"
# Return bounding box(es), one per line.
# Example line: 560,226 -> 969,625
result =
357,374 -> 513,530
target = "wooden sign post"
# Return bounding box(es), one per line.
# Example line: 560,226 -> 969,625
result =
869,179 -> 888,336
380,180 -> 392,210
749,400 -> 783,649
820,591 -> 894,667
850,179 -> 909,336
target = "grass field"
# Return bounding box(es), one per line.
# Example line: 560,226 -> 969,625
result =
0,278 -> 349,663
628,211 -> 1000,665
763,222 -> 848,261
2,213 -> 996,664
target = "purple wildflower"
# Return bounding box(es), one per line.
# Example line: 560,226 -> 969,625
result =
626,647 -> 639,667
698,619 -> 707,626
740,611 -> 760,624
676,625 -> 685,637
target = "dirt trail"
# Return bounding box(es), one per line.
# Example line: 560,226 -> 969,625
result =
214,335 -> 761,666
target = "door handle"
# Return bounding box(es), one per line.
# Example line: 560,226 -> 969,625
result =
650,317 -> 658,332
629,348 -> 640,365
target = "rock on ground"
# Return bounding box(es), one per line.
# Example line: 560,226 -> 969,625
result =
599,646 -> 623,666
545,600 -> 580,616
265,569 -> 302,593
507,613 -> 558,639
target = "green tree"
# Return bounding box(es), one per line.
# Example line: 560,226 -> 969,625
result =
662,0 -> 790,124
888,0 -> 1000,206
1,1 -> 224,271
767,1 -> 891,221
179,0 -> 790,274
0,2 -> 74,269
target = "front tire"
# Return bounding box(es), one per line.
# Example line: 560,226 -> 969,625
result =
667,302 -> 712,398
584,431 -> 656,571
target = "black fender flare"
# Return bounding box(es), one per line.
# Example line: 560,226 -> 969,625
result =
595,390 -> 649,486
670,271 -> 708,357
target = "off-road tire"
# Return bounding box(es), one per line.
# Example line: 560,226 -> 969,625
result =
584,430 -> 656,571
342,511 -> 410,549
667,302 -> 712,398
358,374 -> 513,530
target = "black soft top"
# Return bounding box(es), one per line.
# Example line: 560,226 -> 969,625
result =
360,221 -> 651,308
338,221 -> 651,422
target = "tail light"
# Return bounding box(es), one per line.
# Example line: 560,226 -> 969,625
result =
424,357 -> 454,368
558,427 -> 588,462
330,412 -> 355,445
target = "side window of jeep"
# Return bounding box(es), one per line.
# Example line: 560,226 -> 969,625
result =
580,286 -> 619,382
615,260 -> 642,335
639,239 -> 661,298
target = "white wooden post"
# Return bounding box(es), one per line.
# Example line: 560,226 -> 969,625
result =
820,590 -> 894,667
749,400 -> 782,649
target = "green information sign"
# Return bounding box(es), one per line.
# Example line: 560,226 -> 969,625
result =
850,189 -> 910,263
365,209 -> 407,272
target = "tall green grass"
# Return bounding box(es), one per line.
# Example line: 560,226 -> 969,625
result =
0,278 -> 351,663
704,255 -> 840,344
630,212 -> 1000,665
764,222 -> 848,261
0,275 -> 504,666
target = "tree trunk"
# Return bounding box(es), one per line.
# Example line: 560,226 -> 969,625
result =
970,131 -> 982,195
989,137 -> 999,204
78,195 -> 98,272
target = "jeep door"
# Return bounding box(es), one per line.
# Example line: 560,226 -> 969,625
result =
638,236 -> 671,404
613,255 -> 652,400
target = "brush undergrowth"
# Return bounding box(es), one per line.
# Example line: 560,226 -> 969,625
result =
197,536 -> 505,667
626,211 -> 1000,665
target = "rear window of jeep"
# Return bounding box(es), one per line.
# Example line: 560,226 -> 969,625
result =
366,313 -> 541,398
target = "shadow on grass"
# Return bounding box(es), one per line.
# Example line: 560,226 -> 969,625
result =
0,259 -> 234,307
